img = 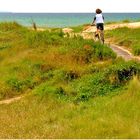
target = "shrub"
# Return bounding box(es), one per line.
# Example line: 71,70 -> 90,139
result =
106,60 -> 140,85
46,69 -> 79,83
6,77 -> 24,92
93,42 -> 116,60
72,73 -> 115,101
33,81 -> 66,97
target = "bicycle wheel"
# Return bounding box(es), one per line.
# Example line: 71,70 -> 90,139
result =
99,30 -> 104,44
94,32 -> 99,42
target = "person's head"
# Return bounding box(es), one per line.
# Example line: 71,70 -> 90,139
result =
96,8 -> 102,14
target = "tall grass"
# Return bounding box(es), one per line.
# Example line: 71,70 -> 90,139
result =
1,22 -> 140,138
0,77 -> 140,138
0,22 -> 117,100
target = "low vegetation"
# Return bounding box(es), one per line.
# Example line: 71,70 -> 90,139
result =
0,22 -> 140,138
0,22 -> 117,100
1,77 -> 140,138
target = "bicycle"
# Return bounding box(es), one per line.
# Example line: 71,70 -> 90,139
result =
91,24 -> 104,44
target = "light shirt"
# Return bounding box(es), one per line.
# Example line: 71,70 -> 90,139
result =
95,14 -> 104,24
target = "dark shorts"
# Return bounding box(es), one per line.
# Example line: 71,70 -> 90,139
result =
96,23 -> 104,30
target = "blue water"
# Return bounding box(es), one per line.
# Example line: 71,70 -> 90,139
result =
0,13 -> 140,27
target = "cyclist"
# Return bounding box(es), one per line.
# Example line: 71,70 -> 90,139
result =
91,8 -> 104,43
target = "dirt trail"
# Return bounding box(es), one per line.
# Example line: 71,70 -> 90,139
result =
107,44 -> 133,61
0,95 -> 23,105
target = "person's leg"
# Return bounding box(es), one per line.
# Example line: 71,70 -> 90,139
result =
95,24 -> 100,37
99,24 -> 104,43
96,23 -> 104,43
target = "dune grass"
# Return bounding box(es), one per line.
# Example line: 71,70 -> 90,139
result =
0,22 -> 117,100
105,27 -> 140,55
0,77 -> 140,138
1,22 -> 140,138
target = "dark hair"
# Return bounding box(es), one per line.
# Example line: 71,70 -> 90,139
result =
96,8 -> 102,14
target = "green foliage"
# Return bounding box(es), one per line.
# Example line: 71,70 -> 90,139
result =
106,60 -> 140,85
93,42 -> 116,60
1,22 -> 140,138
58,38 -> 116,63
71,73 -> 116,102
34,81 -> 66,97
26,30 -> 64,47
1,77 -> 140,138
0,22 -> 138,102
6,77 -> 24,92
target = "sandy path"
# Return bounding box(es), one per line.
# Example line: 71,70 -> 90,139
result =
0,95 -> 23,105
108,44 -> 133,61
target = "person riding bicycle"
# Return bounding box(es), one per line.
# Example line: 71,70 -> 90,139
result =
92,8 -> 104,43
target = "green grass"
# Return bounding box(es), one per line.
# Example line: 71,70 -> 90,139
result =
0,22 -> 117,100
0,77 -> 140,138
105,27 -> 140,55
1,22 -> 140,138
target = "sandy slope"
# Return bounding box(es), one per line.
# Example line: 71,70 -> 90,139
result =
83,22 -> 140,33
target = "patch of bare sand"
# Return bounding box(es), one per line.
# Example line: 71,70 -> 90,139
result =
0,96 -> 23,105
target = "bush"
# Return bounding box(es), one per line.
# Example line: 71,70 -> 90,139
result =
93,42 -> 116,60
44,69 -> 79,83
6,78 -> 24,92
60,38 -> 116,63
106,60 -> 140,85
34,81 -> 66,97
72,73 -> 115,101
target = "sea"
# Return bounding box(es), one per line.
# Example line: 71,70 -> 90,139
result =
0,13 -> 140,27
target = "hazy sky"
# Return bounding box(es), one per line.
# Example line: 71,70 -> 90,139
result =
0,0 -> 140,13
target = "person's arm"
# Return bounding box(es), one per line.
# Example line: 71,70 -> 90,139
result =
91,17 -> 96,26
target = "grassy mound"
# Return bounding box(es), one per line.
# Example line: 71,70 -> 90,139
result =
0,22 -> 117,100
1,22 -> 140,138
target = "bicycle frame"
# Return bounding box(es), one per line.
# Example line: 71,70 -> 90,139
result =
94,29 -> 104,44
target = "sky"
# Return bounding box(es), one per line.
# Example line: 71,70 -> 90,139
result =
0,0 -> 140,13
